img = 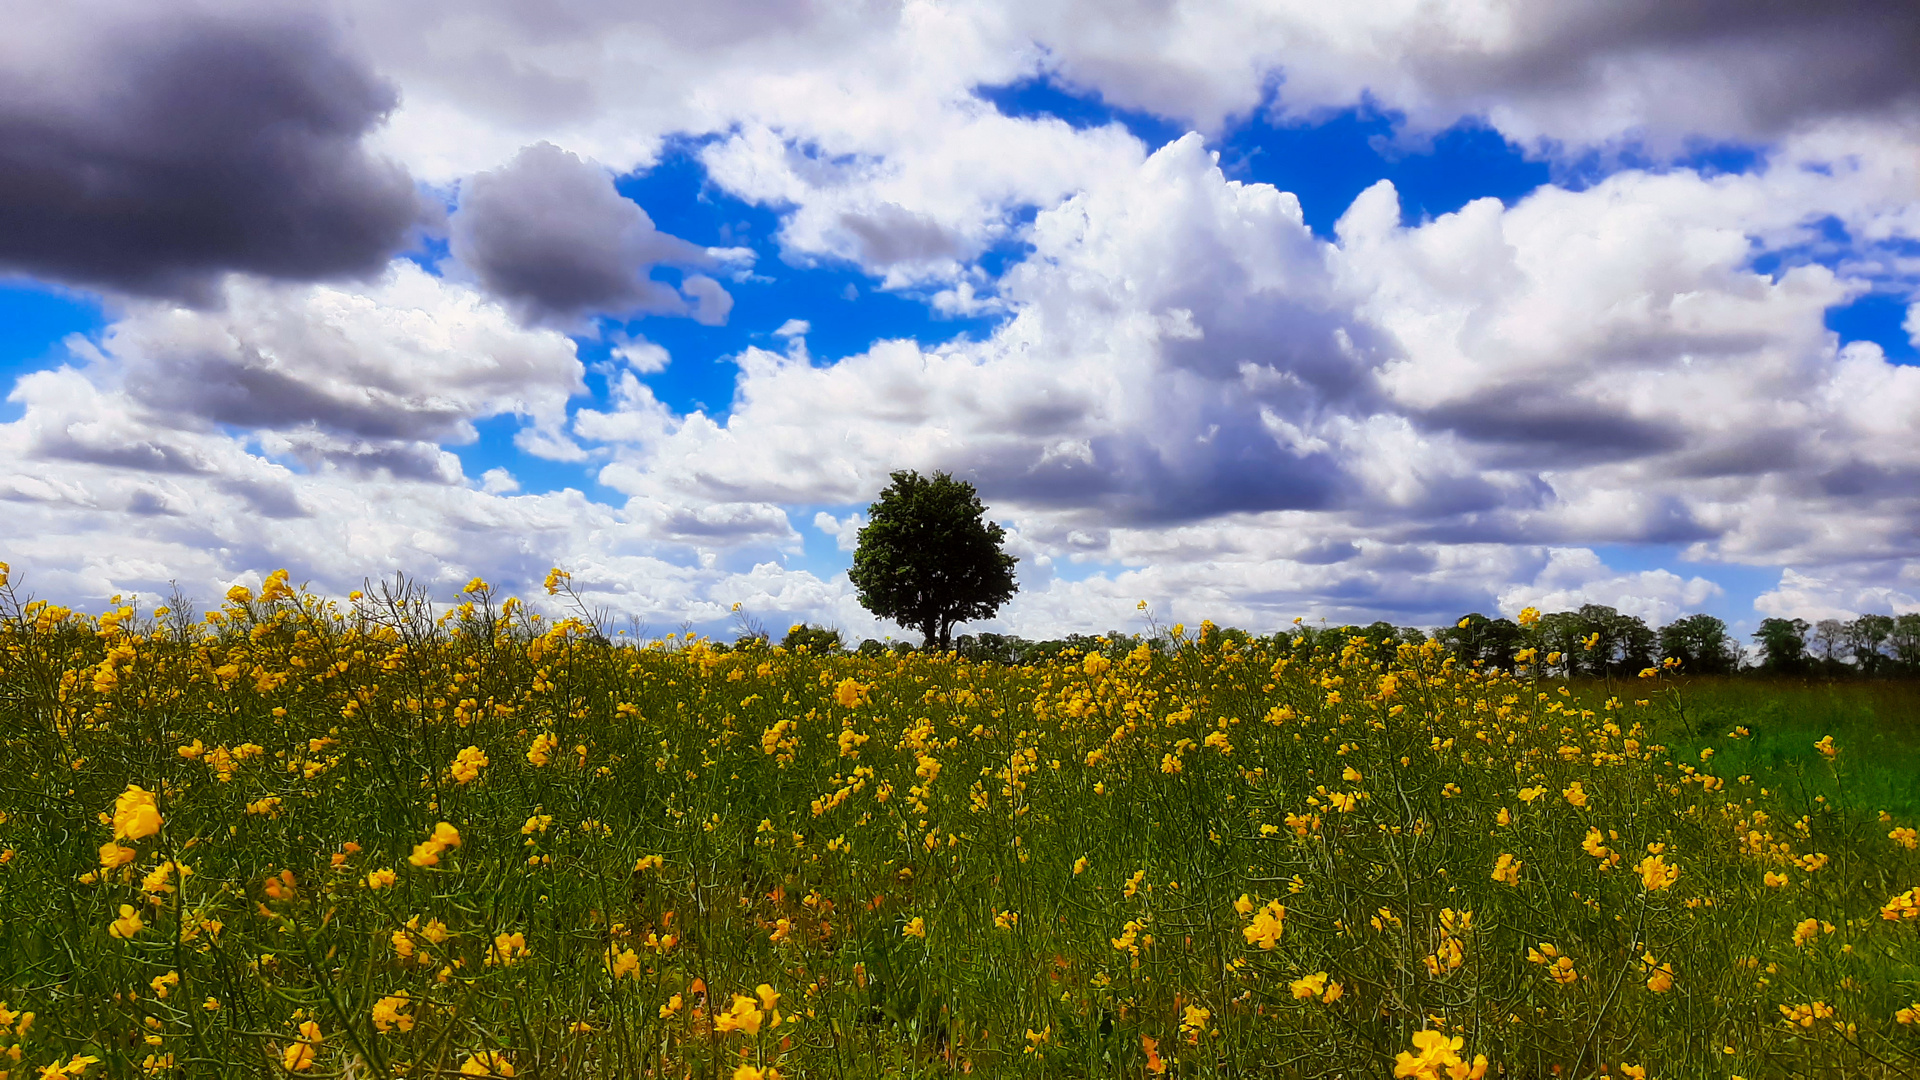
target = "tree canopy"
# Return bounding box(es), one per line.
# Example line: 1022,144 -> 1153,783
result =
849,470 -> 1018,650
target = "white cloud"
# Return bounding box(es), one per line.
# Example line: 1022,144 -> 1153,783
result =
299,0 -> 1920,295
562,131 -> 1920,631
1754,566 -> 1920,622
812,511 -> 866,553
88,262 -> 585,450
6,1 -> 1920,637
1495,548 -> 1720,626
480,467 -> 520,494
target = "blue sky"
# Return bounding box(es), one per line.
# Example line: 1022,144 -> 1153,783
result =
2,2 -> 1917,638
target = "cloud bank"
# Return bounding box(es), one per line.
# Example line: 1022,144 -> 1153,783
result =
0,0 -> 1917,639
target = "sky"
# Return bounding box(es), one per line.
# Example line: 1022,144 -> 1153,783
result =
2,0 -> 1918,643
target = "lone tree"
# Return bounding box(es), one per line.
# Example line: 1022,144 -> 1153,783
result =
849,470 -> 1017,650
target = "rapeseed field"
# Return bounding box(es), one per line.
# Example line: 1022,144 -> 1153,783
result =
2,564 -> 1918,1078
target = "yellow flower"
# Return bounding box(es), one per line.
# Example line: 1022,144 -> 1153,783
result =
1642,953 -> 1673,993
832,678 -> 867,708
606,947 -> 639,980
1392,1030 -> 1487,1080
372,994 -> 414,1033
713,994 -> 765,1036
98,841 -> 137,869
449,746 -> 490,785
112,785 -> 163,841
365,868 -> 396,890
1562,781 -> 1588,808
1491,854 -> 1521,886
1517,786 -> 1545,803
487,931 -> 529,966
37,1055 -> 101,1079
1073,856 -> 1089,875
1636,853 -> 1679,891
459,1051 -> 515,1077
1765,871 -> 1791,889
1814,735 -> 1837,759
901,916 -> 926,939
659,994 -> 684,1019
281,1021 -> 322,1072
732,1067 -> 783,1080
109,904 -> 143,939
1179,1004 -> 1211,1041
1289,972 -> 1329,1000
1516,607 -> 1541,628
526,732 -> 556,768
1528,943 -> 1578,985
1243,900 -> 1286,950
409,822 -> 461,867
1779,1001 -> 1835,1028
1619,1066 -> 1646,1079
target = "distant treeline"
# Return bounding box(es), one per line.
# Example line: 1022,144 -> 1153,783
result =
769,607 -> 1920,677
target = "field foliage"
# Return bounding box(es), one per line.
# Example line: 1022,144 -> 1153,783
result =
2,567 -> 1919,1079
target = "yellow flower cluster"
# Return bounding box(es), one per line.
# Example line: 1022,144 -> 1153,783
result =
408,822 -> 462,868
3,568 -> 1917,1078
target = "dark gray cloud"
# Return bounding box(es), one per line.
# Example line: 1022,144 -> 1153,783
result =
125,350 -> 471,443
0,10 -> 423,301
836,204 -> 966,266
1424,0 -> 1920,141
450,142 -> 728,325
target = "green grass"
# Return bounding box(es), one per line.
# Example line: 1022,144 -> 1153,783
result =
1597,678 -> 1920,817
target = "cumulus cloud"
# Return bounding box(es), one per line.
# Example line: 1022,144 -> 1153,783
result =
5,0 -> 1920,636
1494,548 -> 1720,626
315,0 -> 1920,292
0,3 -> 422,301
565,131 -> 1920,628
1012,0 -> 1920,149
585,137 -> 1383,525
813,511 -> 866,553
67,262 -> 586,462
449,142 -> 736,326
0,274 -> 805,622
1754,566 -> 1920,622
